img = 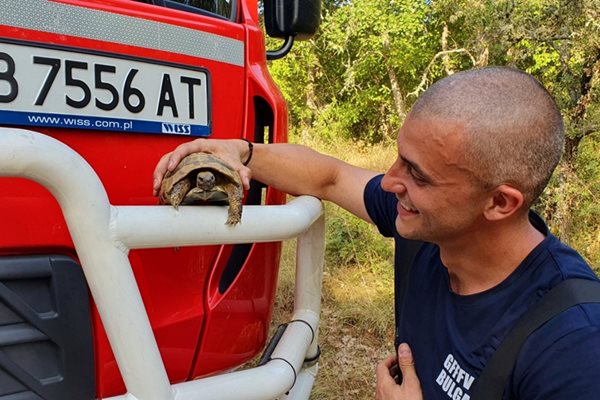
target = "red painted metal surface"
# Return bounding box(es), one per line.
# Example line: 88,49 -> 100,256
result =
0,0 -> 287,397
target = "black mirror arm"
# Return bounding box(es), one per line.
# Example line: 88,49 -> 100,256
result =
266,36 -> 295,60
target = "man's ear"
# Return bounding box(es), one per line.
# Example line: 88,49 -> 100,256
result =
483,184 -> 525,221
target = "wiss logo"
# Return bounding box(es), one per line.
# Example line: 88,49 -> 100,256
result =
161,123 -> 191,135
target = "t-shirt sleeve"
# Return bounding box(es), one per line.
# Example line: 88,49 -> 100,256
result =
363,174 -> 398,238
511,305 -> 600,399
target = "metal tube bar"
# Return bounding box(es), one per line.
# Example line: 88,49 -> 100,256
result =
282,364 -> 319,400
107,360 -> 293,400
0,128 -> 326,400
111,196 -> 323,249
104,220 -> 325,400
171,360 -> 293,400
294,214 -> 326,360
0,128 -> 173,400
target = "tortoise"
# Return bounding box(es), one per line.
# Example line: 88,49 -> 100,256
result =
159,153 -> 243,225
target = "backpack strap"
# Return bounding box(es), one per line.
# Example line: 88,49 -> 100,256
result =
394,239 -> 423,349
470,278 -> 600,399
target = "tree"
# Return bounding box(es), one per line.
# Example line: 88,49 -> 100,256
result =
269,0 -> 441,142
267,0 -> 600,265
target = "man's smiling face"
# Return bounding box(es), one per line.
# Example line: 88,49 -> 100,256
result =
380,115 -> 490,244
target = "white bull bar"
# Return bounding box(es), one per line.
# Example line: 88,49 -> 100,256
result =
0,128 -> 325,400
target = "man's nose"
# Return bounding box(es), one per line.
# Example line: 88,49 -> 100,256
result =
381,169 -> 407,194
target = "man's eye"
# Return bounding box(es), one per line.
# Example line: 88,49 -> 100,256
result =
413,176 -> 428,186
408,167 -> 427,185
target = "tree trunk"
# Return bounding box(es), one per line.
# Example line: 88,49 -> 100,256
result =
564,48 -> 600,165
381,31 -> 406,120
388,65 -> 406,120
302,76 -> 318,141
555,48 -> 600,242
442,23 -> 454,75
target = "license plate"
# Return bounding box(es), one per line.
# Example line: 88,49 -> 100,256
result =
0,41 -> 210,136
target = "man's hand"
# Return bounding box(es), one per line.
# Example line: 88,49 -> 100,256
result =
152,138 -> 377,223
152,138 -> 252,196
376,343 -> 423,400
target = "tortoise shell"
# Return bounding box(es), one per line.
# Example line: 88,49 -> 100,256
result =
159,153 -> 243,225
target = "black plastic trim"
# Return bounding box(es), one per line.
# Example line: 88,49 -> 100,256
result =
0,255 -> 94,400
217,98 -> 273,294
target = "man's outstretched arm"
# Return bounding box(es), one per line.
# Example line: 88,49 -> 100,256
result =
153,139 -> 379,223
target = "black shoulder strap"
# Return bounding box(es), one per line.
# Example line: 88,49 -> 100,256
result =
471,278 -> 600,399
394,239 -> 423,348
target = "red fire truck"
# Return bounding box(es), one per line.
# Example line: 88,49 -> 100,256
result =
0,1 -> 322,399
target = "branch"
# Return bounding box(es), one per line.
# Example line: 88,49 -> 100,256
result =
441,23 -> 454,75
583,125 -> 600,136
408,49 -> 476,98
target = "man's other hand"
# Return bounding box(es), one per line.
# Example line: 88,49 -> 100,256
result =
376,343 -> 423,400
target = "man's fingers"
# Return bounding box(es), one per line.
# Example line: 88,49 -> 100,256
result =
376,345 -> 423,400
397,343 -> 420,389
153,138 -> 253,195
397,343 -> 414,367
152,139 -> 212,196
389,363 -> 400,383
169,139 -> 207,169
376,355 -> 396,376
152,151 -> 174,196
375,355 -> 399,400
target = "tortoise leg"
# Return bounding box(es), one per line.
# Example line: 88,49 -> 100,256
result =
224,184 -> 243,225
168,179 -> 192,209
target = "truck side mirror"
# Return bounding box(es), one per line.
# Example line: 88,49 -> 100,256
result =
264,0 -> 321,60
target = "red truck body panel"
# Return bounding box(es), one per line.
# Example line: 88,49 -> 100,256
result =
0,0 -> 287,397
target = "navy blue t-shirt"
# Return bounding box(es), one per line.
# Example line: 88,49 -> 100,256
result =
364,174 -> 600,399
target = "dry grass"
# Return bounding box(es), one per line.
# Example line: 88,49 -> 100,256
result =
266,134 -> 600,399
269,136 -> 398,399
293,135 -> 397,172
272,239 -> 396,399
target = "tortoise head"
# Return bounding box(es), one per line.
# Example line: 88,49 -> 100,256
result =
196,170 -> 216,191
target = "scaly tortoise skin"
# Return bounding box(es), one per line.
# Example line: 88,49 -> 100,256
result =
159,153 -> 243,225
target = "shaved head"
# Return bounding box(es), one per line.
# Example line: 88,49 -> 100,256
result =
409,66 -> 564,208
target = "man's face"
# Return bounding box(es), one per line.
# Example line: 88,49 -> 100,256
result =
381,115 -> 490,244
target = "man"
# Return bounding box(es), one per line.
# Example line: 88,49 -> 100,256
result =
153,67 -> 600,399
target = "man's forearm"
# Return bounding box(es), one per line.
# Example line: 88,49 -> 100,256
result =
248,143 -> 343,200
247,142 -> 378,222
153,138 -> 378,222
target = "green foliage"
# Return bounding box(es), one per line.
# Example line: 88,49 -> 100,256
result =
268,2 -> 599,398
325,203 -> 394,275
272,160 -> 397,397
537,133 -> 600,270
268,0 -> 600,268
428,2 -> 599,267
269,0 -> 440,142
